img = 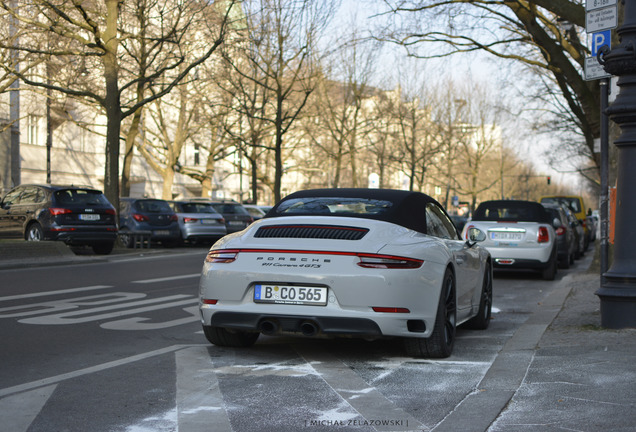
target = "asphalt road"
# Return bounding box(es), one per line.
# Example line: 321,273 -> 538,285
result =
0,248 -> 592,432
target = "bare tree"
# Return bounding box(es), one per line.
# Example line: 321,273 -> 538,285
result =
303,23 -> 379,188
0,0 -> 237,208
453,91 -> 503,212
223,0 -> 337,203
376,1 -> 600,183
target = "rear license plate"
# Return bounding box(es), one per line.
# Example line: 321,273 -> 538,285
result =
228,220 -> 245,226
154,230 -> 170,236
201,219 -> 217,225
254,284 -> 328,306
490,232 -> 523,241
79,214 -> 100,221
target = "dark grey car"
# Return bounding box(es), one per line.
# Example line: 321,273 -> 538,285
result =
209,200 -> 254,234
0,184 -> 118,254
543,203 -> 575,268
119,198 -> 181,247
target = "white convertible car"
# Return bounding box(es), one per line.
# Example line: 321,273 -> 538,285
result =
199,189 -> 492,358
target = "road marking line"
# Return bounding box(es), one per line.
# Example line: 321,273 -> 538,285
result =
0,344 -> 206,398
0,384 -> 57,432
176,347 -> 233,432
132,274 -> 200,284
19,296 -> 197,325
0,285 -> 113,302
295,345 -> 425,431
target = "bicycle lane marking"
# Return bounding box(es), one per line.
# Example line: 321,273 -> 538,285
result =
0,345 -> 203,398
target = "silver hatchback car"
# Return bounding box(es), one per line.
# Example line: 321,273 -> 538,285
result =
170,201 -> 227,245
462,200 -> 558,280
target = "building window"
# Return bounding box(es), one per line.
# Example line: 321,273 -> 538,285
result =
194,144 -> 200,165
27,115 -> 38,145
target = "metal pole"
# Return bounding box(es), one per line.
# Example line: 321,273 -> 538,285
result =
599,78 -> 609,281
596,0 -> 636,328
9,0 -> 20,188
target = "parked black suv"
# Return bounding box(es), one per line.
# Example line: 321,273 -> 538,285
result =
0,184 -> 118,254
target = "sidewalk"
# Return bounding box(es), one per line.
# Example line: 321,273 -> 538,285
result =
489,270 -> 636,431
0,239 -> 185,270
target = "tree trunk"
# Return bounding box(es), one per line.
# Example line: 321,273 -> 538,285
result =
102,0 -> 121,212
121,108 -> 142,197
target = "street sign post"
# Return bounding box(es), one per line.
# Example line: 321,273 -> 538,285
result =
591,29 -> 612,56
586,57 -> 611,80
586,5 -> 618,33
586,0 -> 617,12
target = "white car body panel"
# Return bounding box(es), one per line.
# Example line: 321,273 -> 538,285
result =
462,221 -> 555,266
199,216 -> 489,339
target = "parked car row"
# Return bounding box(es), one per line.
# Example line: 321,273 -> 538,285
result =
0,183 -> 262,254
460,197 -> 592,280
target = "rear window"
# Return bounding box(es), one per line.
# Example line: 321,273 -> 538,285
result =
178,203 -> 218,214
134,200 -> 172,213
541,197 -> 582,213
473,201 -> 549,223
274,197 -> 393,216
55,189 -> 111,206
212,203 -> 249,215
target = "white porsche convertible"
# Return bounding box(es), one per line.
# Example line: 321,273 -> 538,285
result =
199,189 -> 492,358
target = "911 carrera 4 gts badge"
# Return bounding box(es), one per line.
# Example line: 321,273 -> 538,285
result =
256,256 -> 331,269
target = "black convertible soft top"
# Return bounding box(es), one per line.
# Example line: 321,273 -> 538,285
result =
266,188 -> 444,234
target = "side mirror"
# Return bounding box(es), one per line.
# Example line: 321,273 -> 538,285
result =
552,218 -> 562,229
467,227 -> 486,243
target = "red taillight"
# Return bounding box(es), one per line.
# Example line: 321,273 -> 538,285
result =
132,213 -> 149,222
357,254 -> 423,269
205,249 -> 239,263
372,307 -> 410,313
105,208 -> 116,215
555,226 -> 566,236
202,299 -> 218,305
184,217 -> 198,223
170,214 -> 178,222
538,227 -> 550,243
49,208 -> 72,216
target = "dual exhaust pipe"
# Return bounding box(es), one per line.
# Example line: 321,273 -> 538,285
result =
259,319 -> 319,337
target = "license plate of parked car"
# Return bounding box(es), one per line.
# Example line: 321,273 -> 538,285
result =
200,219 -> 217,224
79,214 -> 100,221
490,232 -> 524,241
228,221 -> 245,226
154,230 -> 170,236
254,284 -> 328,306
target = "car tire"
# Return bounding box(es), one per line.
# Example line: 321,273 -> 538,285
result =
119,231 -> 134,248
542,249 -> 557,281
203,325 -> 259,348
26,223 -> 44,241
92,242 -> 114,255
463,264 -> 492,330
404,269 -> 456,358
560,252 -> 570,269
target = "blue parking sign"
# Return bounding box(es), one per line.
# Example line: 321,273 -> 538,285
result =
591,30 -> 611,56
